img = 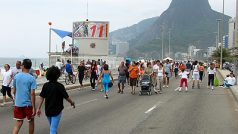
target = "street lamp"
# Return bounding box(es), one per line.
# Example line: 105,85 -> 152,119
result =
48,22 -> 52,67
216,19 -> 221,48
168,29 -> 171,57
220,0 -> 225,69
160,24 -> 164,60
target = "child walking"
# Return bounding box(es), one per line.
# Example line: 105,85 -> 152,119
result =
36,66 -> 75,134
178,69 -> 189,92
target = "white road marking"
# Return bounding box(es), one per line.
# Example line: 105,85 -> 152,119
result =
67,99 -> 98,109
145,105 -> 157,114
174,87 -> 180,91
145,101 -> 163,114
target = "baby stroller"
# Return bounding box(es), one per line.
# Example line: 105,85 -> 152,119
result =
139,74 -> 152,96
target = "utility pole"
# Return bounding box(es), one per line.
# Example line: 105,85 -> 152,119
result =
169,29 -> 171,57
48,22 -> 52,67
236,0 -> 238,47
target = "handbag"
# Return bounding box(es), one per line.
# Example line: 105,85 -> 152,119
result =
214,77 -> 220,87
109,81 -> 113,88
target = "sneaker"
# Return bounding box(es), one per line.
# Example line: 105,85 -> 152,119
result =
1,102 -> 6,106
166,85 -> 169,88
92,88 -> 95,91
211,86 -> 214,90
178,87 -> 182,92
159,90 -> 162,94
121,91 -> 124,94
185,87 -> 188,92
163,85 -> 166,88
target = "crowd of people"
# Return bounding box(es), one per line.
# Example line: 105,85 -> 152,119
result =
0,58 -> 237,134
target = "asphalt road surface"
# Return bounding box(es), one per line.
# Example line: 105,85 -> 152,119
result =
1,74 -> 238,134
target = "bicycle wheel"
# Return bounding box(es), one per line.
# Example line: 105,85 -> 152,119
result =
71,75 -> 76,84
65,75 -> 70,85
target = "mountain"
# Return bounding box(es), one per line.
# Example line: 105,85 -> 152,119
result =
110,0 -> 231,59
110,16 -> 158,42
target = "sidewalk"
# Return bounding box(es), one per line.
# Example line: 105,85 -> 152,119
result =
217,69 -> 238,102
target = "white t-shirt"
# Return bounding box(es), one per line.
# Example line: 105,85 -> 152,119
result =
192,65 -> 199,74
157,67 -> 164,77
179,71 -> 189,79
12,67 -> 22,77
227,77 -> 236,85
97,65 -> 101,75
55,61 -> 63,69
153,64 -> 159,73
207,67 -> 216,74
2,69 -> 12,87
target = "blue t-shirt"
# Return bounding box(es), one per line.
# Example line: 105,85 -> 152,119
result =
65,63 -> 72,73
13,72 -> 37,107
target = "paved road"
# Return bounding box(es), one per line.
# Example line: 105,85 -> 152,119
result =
1,74 -> 238,134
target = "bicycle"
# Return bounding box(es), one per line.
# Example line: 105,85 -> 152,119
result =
65,73 -> 76,85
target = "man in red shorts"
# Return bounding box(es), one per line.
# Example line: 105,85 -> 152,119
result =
12,59 -> 37,134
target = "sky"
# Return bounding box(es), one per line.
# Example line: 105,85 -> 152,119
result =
0,0 -> 236,58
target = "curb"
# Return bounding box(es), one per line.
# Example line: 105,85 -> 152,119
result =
0,78 -> 118,103
217,69 -> 238,103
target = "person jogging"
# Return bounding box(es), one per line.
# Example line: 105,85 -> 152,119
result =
36,66 -> 75,134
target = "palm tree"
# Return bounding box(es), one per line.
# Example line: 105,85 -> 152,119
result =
211,47 -> 232,62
